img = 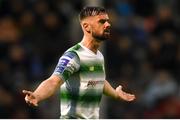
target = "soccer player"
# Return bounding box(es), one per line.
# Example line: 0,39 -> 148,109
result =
22,6 -> 135,119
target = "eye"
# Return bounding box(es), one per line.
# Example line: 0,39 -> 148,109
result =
99,19 -> 106,24
99,19 -> 111,25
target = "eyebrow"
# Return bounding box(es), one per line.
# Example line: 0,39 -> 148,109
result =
98,18 -> 110,23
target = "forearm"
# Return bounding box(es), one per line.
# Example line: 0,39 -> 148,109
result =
103,80 -> 118,99
33,75 -> 63,102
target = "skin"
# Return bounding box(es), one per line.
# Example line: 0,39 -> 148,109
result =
22,13 -> 135,107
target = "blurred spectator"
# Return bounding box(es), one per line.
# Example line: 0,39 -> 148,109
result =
0,16 -> 21,43
141,70 -> 178,108
153,6 -> 178,35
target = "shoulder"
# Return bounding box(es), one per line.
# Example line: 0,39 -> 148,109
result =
67,43 -> 82,52
63,43 -> 82,57
65,43 -> 83,56
63,51 -> 78,59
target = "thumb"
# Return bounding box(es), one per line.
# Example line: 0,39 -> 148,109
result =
117,85 -> 122,91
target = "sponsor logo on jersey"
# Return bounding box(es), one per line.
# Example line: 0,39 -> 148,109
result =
57,58 -> 70,73
87,80 -> 98,87
64,52 -> 76,59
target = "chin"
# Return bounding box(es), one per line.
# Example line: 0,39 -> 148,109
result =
97,37 -> 109,41
92,33 -> 110,41
103,35 -> 110,40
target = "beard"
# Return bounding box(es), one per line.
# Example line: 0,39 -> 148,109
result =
92,30 -> 110,41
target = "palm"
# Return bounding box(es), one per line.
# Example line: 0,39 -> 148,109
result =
115,85 -> 135,101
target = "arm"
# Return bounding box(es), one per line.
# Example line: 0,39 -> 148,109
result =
23,51 -> 80,107
103,80 -> 135,101
22,75 -> 64,106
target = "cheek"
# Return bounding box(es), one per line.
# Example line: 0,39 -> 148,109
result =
93,28 -> 102,34
91,24 -> 104,34
94,25 -> 103,31
91,26 -> 98,32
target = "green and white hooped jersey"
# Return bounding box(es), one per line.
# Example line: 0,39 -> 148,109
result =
53,42 -> 106,119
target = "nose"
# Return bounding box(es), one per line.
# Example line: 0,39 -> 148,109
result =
105,21 -> 111,28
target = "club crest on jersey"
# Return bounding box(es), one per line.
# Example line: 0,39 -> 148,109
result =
89,66 -> 94,71
57,58 -> 70,73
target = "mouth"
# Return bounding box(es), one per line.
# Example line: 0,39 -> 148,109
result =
104,31 -> 110,34
104,29 -> 110,33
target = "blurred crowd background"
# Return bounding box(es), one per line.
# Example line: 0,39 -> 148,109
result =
0,0 -> 180,119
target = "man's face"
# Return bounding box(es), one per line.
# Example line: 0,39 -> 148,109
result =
89,13 -> 111,41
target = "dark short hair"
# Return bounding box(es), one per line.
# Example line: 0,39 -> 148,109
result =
79,6 -> 107,21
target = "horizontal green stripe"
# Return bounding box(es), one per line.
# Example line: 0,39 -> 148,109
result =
80,64 -> 104,73
60,90 -> 102,103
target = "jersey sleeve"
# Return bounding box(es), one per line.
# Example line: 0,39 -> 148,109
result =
52,51 -> 80,81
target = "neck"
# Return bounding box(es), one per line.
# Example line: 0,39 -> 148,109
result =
81,36 -> 102,54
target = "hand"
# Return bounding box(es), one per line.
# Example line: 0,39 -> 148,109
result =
22,90 -> 39,107
115,85 -> 135,102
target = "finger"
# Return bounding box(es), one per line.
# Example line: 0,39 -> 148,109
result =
118,85 -> 122,89
126,97 -> 134,101
34,102 -> 38,107
128,95 -> 136,101
22,90 -> 32,95
25,96 -> 31,104
27,102 -> 34,107
127,93 -> 134,97
25,97 -> 38,107
130,94 -> 135,98
29,101 -> 38,107
25,96 -> 29,101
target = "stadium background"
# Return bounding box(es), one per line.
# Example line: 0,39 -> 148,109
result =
0,0 -> 180,118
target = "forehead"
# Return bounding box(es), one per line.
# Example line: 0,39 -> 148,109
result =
86,13 -> 109,21
95,13 -> 109,20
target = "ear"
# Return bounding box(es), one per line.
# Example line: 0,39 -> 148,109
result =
82,22 -> 91,33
